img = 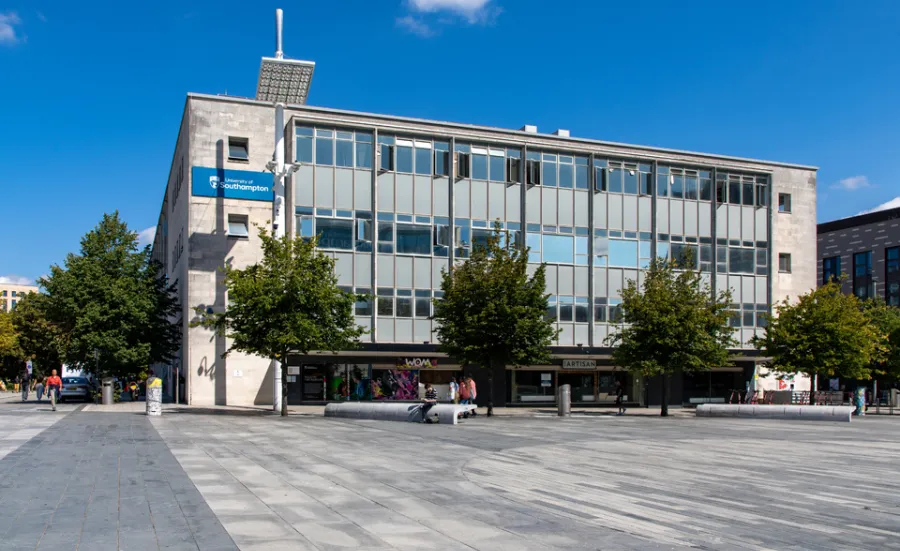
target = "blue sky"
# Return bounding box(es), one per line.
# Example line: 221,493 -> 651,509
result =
1,0 -> 898,285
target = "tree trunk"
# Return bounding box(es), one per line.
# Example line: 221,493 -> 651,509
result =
661,374 -> 669,417
280,360 -> 288,417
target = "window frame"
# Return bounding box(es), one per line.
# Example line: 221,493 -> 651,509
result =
778,252 -> 792,274
778,193 -> 792,213
226,213 -> 250,238
227,136 -> 250,162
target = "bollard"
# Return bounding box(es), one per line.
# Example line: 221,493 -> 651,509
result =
557,384 -> 571,417
146,377 -> 162,416
101,378 -> 114,405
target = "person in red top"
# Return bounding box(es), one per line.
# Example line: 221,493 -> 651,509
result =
46,369 -> 62,411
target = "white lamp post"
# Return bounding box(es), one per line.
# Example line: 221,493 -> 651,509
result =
256,8 -> 315,412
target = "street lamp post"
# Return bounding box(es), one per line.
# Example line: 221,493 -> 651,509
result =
256,8 -> 315,412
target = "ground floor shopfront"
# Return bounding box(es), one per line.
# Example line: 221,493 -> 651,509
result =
284,352 -> 759,407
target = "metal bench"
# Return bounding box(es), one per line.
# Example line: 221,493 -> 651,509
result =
324,402 -> 478,425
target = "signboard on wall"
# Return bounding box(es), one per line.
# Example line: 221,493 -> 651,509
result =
191,166 -> 273,201
562,359 -> 596,369
397,358 -> 438,369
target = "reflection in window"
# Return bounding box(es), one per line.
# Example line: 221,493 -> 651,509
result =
415,147 -> 432,175
542,234 -> 574,264
396,290 -> 413,318
335,139 -> 353,168
316,218 -> 353,250
594,297 -> 607,322
355,294 -> 372,316
559,296 -> 574,322
527,232 -> 541,263
415,290 -> 431,318
575,297 -> 589,323
489,153 -> 505,182
316,136 -> 333,165
607,167 -> 622,193
396,145 -> 413,173
546,295 -> 557,321
472,152 -> 488,180
623,168 -> 638,195
575,157 -> 589,190
543,155 -> 558,187
608,239 -> 638,267
296,127 -> 313,163
559,158 -> 574,189
377,221 -> 394,253
396,224 -> 431,255
377,288 -> 393,316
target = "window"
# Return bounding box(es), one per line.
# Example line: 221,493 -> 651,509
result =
887,247 -> 900,305
472,148 -> 488,180
778,193 -> 792,213
316,218 -> 354,250
575,297 -> 589,323
595,162 -> 608,192
526,159 -> 541,186
575,157 -> 589,190
558,296 -> 574,322
434,149 -> 450,177
558,156 -> 574,189
227,214 -> 249,237
854,251 -> 873,299
456,151 -> 471,178
415,143 -> 432,176
377,214 -> 395,253
335,131 -> 354,167
546,296 -> 557,321
379,143 -> 394,172
728,178 -> 741,205
542,234 -> 574,264
10,300 -> 15,310
355,132 -> 373,169
608,240 -> 638,268
396,224 -> 432,255
315,129 -> 334,165
415,290 -> 432,318
0,291 -> 5,297
396,140 -> 413,173
377,288 -> 394,316
542,154 -> 558,187
778,253 -> 792,273
396,289 -> 413,318
594,297 -> 607,322
227,137 -> 249,161
822,255 -> 841,284
507,157 -> 521,184
355,292 -> 373,316
489,151 -> 505,182
296,127 -> 313,163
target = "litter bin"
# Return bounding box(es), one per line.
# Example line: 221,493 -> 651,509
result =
557,384 -> 571,417
101,378 -> 114,405
146,377 -> 162,416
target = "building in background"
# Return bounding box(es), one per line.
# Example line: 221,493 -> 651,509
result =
149,15 -> 818,408
0,281 -> 38,312
817,206 -> 900,304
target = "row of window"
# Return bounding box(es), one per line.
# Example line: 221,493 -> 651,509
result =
728,304 -> 770,328
0,290 -> 22,297
347,288 -> 443,319
824,247 -> 900,305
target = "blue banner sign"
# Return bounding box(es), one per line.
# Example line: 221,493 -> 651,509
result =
191,166 -> 273,201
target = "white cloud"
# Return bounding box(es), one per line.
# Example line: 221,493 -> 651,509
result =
37,12 -> 46,23
396,15 -> 435,37
0,11 -> 22,44
398,0 -> 499,36
137,226 -> 156,247
0,275 -> 35,286
858,197 -> 900,216
830,175 -> 870,191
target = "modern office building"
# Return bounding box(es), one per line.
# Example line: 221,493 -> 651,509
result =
817,205 -> 900,303
150,19 -> 818,408
0,282 -> 37,312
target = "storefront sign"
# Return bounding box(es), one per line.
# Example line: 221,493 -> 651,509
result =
562,359 -> 596,369
191,166 -> 273,201
397,358 -> 438,369
541,373 -> 552,387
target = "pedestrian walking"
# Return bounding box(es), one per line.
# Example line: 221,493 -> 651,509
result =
449,377 -> 459,404
18,367 -> 30,402
467,376 -> 478,416
46,369 -> 62,411
614,380 -> 626,416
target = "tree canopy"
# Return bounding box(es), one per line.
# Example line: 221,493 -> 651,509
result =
432,226 -> 558,414
0,310 -> 24,381
754,281 -> 888,385
40,212 -> 181,380
192,226 -> 366,416
11,291 -> 63,380
606,256 -> 735,416
862,298 -> 900,379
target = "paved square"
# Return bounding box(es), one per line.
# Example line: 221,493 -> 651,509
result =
3,394 -> 900,550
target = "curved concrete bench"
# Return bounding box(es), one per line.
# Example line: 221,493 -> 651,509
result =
324,402 -> 477,425
695,404 -> 853,422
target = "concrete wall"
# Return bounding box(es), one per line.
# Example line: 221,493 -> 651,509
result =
186,97 -> 277,407
771,166 -> 818,304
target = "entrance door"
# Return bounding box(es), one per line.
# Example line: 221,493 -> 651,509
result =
559,372 -> 596,403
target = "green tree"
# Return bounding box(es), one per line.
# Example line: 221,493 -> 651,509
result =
861,297 -> 900,380
606,256 -> 735,416
11,291 -> 63,380
432,226 -> 558,416
192,226 -> 366,416
40,212 -> 181,381
754,281 -> 888,401
0,310 -> 24,381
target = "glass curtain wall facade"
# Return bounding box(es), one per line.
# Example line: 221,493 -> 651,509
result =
291,120 -> 772,403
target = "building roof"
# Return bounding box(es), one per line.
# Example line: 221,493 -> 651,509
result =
817,205 -> 900,234
187,93 -> 818,172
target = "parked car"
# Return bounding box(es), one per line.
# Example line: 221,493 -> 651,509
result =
59,377 -> 92,402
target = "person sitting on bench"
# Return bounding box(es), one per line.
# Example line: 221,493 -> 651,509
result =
422,383 -> 438,423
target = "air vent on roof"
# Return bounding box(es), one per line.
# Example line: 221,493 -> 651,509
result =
553,129 -> 570,137
520,125 -> 538,133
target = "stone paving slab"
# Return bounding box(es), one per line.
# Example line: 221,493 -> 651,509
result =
0,407 -> 237,551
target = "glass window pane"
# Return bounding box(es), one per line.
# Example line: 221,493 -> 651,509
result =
685,176 -> 698,200
489,155 -> 505,182
472,154 -> 488,180
299,216 -> 314,237
742,183 -> 754,206
377,296 -> 393,316
415,297 -> 431,318
355,142 -> 372,169
595,304 -> 607,322
435,151 -> 448,176
397,146 -> 413,173
558,163 -> 574,189
624,169 -> 638,194
415,148 -> 432,175
559,297 -> 574,322
356,296 -> 372,316
336,140 -> 353,167
608,240 -> 638,267
296,137 -> 313,163
729,180 -> 741,204
546,296 -> 557,321
608,168 -> 622,193
315,137 -> 333,165
316,218 -> 353,250
575,301 -> 589,323
575,165 -> 588,189
542,234 -> 574,264
657,174 -> 668,197
699,178 -> 712,201
396,224 -> 432,255
543,161 -> 557,187
671,175 -> 683,198
396,297 -> 412,318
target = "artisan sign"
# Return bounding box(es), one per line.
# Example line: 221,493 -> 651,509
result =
562,359 -> 597,369
397,358 -> 438,369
